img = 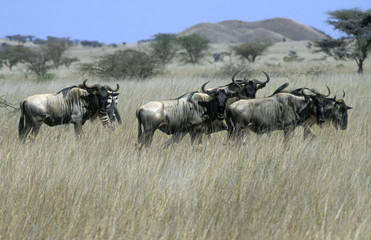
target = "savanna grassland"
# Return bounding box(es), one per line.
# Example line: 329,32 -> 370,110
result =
0,41 -> 370,239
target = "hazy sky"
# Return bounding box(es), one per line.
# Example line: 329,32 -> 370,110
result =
1,0 -> 369,44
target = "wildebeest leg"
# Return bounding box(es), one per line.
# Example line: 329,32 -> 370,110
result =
143,129 -> 156,148
283,127 -> 295,142
190,131 -> 203,145
233,125 -> 245,143
163,132 -> 186,147
29,122 -> 42,140
73,122 -> 83,139
225,110 -> 235,140
303,126 -> 316,140
20,119 -> 34,141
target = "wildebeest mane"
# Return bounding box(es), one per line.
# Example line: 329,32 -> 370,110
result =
57,85 -> 78,97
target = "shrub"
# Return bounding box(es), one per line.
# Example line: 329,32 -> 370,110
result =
80,49 -> 162,80
35,73 -> 56,83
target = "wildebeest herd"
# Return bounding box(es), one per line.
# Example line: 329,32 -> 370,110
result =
18,72 -> 352,148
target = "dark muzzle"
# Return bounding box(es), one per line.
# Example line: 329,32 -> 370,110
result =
317,106 -> 325,124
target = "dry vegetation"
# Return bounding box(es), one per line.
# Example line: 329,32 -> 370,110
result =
0,41 -> 370,239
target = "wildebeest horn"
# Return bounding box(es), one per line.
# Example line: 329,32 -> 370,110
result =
106,84 -> 119,92
231,71 -> 240,83
323,85 -> 331,97
253,71 -> 270,85
342,90 -> 346,98
82,80 -> 102,89
201,81 -> 210,93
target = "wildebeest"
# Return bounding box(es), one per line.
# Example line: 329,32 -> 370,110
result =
203,71 -> 271,134
136,82 -> 241,148
225,91 -> 326,141
270,85 -> 352,139
18,80 -> 121,141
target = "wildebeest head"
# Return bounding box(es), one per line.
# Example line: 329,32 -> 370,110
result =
201,81 -> 241,120
79,80 -> 120,126
302,86 -> 331,124
330,91 -> 352,130
231,71 -> 270,99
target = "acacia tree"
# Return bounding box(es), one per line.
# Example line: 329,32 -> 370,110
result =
0,45 -> 31,70
231,40 -> 273,63
176,33 -> 209,64
150,33 -> 177,64
322,8 -> 371,74
44,36 -> 73,68
313,38 -> 351,60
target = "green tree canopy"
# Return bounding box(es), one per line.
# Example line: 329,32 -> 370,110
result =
325,8 -> 371,74
0,45 -> 31,70
231,40 -> 273,63
150,33 -> 177,64
176,34 -> 210,64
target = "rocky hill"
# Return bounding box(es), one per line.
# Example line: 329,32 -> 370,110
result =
178,18 -> 330,44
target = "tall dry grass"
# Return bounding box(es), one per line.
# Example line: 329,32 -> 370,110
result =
0,43 -> 370,239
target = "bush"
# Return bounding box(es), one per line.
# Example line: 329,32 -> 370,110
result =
80,49 -> 162,80
283,50 -> 304,62
0,45 -> 31,70
35,73 -> 56,83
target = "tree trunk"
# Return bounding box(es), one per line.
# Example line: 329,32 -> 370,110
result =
357,59 -> 364,74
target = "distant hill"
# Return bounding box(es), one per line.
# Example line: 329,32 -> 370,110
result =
178,18 -> 330,44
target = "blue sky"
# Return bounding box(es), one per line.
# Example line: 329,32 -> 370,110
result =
1,0 -> 369,44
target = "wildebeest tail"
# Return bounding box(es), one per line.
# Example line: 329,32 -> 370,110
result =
18,100 -> 26,140
269,83 -> 289,97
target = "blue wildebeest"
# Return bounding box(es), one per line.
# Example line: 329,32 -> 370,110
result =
225,91 -> 326,141
136,82 -> 242,148
202,71 -> 272,134
18,80 -> 121,141
270,85 -> 352,139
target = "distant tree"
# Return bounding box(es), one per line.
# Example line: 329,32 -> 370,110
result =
176,34 -> 210,64
33,38 -> 48,45
0,45 -> 31,70
80,40 -> 104,48
5,34 -> 28,43
24,48 -> 54,77
321,8 -> 371,74
231,40 -> 273,63
43,37 -> 72,68
150,33 -> 177,64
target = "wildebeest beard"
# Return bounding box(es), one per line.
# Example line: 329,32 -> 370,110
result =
80,94 -> 100,122
198,100 -> 220,121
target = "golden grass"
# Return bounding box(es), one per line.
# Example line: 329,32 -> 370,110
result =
0,42 -> 370,239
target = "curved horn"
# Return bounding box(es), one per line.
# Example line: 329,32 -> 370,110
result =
261,71 -> 270,84
323,85 -> 331,97
106,84 -> 119,92
82,80 -> 102,89
342,90 -> 346,98
231,71 -> 240,83
252,71 -> 270,85
82,79 -> 88,87
201,81 -> 210,93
